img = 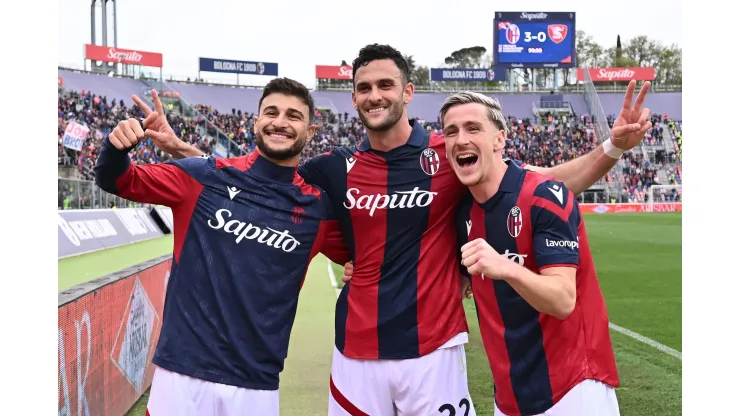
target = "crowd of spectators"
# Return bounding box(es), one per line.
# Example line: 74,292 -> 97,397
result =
58,88 -> 682,209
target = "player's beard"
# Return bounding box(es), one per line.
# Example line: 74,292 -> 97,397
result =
254,129 -> 306,161
358,97 -> 405,132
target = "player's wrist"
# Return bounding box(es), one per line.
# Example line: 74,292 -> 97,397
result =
602,139 -> 625,159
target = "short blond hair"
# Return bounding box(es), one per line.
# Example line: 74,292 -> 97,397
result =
439,91 -> 509,135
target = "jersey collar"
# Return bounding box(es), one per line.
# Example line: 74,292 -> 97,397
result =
478,159 -> 526,211
246,151 -> 297,184
499,159 -> 526,193
357,119 -> 427,152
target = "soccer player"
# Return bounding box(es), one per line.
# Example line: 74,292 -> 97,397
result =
145,45 -> 650,415
94,78 -> 350,416
446,91 -> 622,416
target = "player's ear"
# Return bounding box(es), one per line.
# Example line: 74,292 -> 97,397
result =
351,90 -> 358,111
307,123 -> 317,139
403,81 -> 414,105
493,128 -> 506,152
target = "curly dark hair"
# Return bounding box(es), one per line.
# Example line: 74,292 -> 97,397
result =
351,44 -> 410,87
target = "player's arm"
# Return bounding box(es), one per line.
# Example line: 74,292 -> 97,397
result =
297,153 -> 332,188
317,220 -> 351,265
511,180 -> 580,319
522,142 -> 623,195
523,80 -> 652,195
94,117 -> 195,206
165,140 -> 206,159
461,181 -> 580,319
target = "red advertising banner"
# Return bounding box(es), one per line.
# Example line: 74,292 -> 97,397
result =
580,203 -> 682,214
85,44 -> 164,68
577,67 -> 655,82
58,258 -> 171,416
315,65 -> 353,80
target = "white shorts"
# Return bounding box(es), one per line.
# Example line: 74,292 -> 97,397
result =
328,344 -> 476,416
494,379 -> 619,416
146,367 -> 280,416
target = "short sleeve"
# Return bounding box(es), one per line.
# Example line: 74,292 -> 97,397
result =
531,180 -> 580,270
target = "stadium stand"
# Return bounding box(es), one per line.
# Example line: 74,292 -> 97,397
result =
58,68 -> 683,209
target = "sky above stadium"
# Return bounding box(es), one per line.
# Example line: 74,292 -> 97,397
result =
58,0 -> 681,88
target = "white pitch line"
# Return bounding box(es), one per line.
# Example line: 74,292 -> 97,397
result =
326,259 -> 341,297
609,322 -> 682,360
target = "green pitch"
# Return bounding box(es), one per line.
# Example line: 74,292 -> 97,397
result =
58,213 -> 681,416
58,236 -> 175,291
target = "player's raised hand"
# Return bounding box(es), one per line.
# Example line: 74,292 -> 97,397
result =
132,90 -> 181,153
610,80 -> 653,151
461,238 -> 515,280
341,261 -> 353,284
108,112 -> 159,150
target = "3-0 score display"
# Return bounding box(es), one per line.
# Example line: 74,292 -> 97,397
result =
493,12 -> 576,69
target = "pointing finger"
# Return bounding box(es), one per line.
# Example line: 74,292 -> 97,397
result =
622,80 -> 637,111
633,81 -> 651,112
152,90 -> 165,115
132,94 -> 153,116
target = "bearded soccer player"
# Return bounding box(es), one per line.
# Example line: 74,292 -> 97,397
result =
445,91 -> 630,416
94,78 -> 350,416
148,44 -> 650,415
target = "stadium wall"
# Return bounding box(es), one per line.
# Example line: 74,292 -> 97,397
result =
58,255 -> 171,416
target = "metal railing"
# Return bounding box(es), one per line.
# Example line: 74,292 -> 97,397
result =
58,177 -> 146,210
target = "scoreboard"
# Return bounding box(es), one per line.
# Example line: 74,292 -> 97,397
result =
493,12 -> 576,69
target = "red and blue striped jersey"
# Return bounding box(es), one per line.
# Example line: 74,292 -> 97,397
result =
455,160 -> 619,416
94,139 -> 350,390
298,120 -> 469,359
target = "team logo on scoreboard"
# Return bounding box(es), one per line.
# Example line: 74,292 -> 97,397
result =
505,24 -> 520,44
507,206 -> 523,238
547,24 -> 568,44
257,62 -> 265,75
420,148 -> 440,176
487,69 -> 496,81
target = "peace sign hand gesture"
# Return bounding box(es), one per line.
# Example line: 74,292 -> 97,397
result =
132,89 -> 181,154
610,80 -> 653,151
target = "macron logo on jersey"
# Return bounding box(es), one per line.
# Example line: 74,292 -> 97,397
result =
346,157 -> 357,173
466,220 -> 472,236
207,208 -> 301,252
548,184 -> 564,205
343,187 -> 437,217
227,186 -> 241,200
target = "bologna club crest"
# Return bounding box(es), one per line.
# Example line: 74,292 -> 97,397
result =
507,206 -> 523,238
505,24 -> 520,44
420,148 -> 440,176
291,206 -> 305,225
